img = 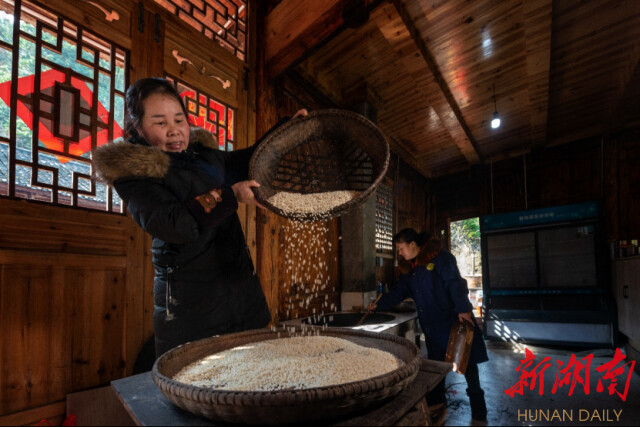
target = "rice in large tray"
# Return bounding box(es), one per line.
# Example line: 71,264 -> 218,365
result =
174,335 -> 402,391
152,327 -> 421,424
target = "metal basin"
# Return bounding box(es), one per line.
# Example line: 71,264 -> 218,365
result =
302,312 -> 396,327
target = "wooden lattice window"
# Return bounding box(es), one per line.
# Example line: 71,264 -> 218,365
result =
154,0 -> 247,61
375,182 -> 393,252
0,0 -> 127,213
167,75 -> 235,151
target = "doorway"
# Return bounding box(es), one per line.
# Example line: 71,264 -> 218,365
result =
450,217 -> 483,319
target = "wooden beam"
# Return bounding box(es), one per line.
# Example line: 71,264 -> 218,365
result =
292,57 -> 345,104
265,0 -> 382,80
523,0 -> 553,148
265,0 -> 344,79
0,249 -> 127,268
0,402 -> 66,426
256,0 -> 281,325
382,1 -> 481,165
37,0 -> 131,49
390,137 -> 424,176
546,124 -> 603,148
240,0 -> 260,269
284,70 -> 339,109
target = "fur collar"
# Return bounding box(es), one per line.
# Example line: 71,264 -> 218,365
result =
397,238 -> 442,275
92,127 -> 217,184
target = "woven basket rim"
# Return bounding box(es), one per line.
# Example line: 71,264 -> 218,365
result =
248,109 -> 390,222
152,327 -> 420,407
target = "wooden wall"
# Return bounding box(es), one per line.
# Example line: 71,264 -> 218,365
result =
394,156 -> 428,232
375,154 -> 428,288
0,199 -> 150,422
609,135 -> 640,241
429,130 -> 640,247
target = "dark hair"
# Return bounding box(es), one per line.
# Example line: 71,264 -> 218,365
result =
393,228 -> 432,246
124,77 -> 189,141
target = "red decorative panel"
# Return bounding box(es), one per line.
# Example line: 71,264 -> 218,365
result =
0,0 -> 128,213
154,0 -> 247,61
167,75 -> 235,151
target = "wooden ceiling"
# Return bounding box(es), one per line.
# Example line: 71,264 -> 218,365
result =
264,0 -> 640,178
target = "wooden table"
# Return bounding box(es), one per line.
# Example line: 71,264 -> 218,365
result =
111,359 -> 452,426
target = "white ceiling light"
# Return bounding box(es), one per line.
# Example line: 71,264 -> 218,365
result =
491,111 -> 501,129
491,84 -> 501,129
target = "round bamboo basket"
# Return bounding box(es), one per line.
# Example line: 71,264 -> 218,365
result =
248,109 -> 390,222
152,327 -> 420,424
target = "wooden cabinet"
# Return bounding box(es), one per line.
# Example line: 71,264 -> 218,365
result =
613,257 -> 640,342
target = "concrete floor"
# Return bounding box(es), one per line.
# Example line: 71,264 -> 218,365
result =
418,339 -> 640,426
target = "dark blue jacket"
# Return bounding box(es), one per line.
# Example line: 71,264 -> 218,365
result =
376,250 -> 488,365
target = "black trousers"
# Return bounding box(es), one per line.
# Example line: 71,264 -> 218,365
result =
427,363 -> 487,420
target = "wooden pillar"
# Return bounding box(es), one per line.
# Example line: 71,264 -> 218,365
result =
340,197 -> 378,311
254,0 -> 281,324
128,0 -> 165,368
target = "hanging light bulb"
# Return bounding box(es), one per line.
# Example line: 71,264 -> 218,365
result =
491,111 -> 501,129
491,83 -> 501,129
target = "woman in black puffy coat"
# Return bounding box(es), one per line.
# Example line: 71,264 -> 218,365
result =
92,77 -> 301,357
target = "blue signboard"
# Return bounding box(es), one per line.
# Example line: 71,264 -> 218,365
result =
481,201 -> 600,232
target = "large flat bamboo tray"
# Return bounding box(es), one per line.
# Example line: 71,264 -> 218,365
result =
152,327 -> 420,424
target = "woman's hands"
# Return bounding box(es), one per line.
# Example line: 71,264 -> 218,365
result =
293,109 -> 308,119
195,188 -> 222,213
458,312 -> 474,326
232,180 -> 265,209
195,180 -> 264,214
196,111 -> 306,215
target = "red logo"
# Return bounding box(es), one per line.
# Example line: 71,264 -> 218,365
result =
505,348 -> 635,401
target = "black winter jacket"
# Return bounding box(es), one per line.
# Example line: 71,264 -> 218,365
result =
92,128 -> 271,356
